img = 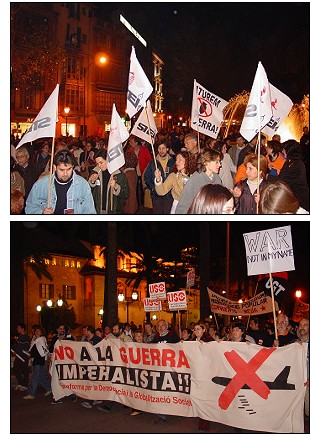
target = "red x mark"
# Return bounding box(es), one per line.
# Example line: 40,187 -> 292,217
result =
218,347 -> 276,410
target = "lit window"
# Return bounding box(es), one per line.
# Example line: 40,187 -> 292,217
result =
30,257 -> 35,263
44,258 -> 50,265
76,261 -> 80,268
71,260 -> 75,267
52,258 -> 57,266
65,260 -> 69,267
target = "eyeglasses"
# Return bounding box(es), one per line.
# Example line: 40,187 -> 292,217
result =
222,207 -> 235,214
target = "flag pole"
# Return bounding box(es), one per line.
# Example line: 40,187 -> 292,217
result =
47,136 -> 56,209
269,273 -> 278,340
144,107 -> 157,166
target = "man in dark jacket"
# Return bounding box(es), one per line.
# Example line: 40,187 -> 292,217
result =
11,323 -> 31,391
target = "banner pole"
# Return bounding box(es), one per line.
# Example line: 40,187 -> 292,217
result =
110,175 -> 114,212
245,280 -> 259,331
47,136 -> 56,209
269,273 -> 278,340
213,313 -> 219,333
144,107 -> 157,166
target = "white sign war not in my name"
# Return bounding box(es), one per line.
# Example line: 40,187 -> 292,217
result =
243,226 -> 295,276
191,79 -> 228,138
167,290 -> 187,310
207,288 -> 274,316
149,282 -> 166,299
50,339 -> 307,433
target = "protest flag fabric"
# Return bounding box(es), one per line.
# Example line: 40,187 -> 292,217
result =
191,79 -> 228,138
16,84 -> 59,149
126,46 -> 153,119
131,100 -> 158,144
257,271 -> 290,310
292,299 -> 309,323
107,104 -> 129,174
50,338 -> 307,433
240,62 -> 273,142
262,83 -> 293,137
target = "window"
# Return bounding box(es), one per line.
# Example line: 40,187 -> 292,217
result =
39,284 -> 54,299
52,258 -> 57,266
76,261 -> 81,268
70,260 -> 75,268
65,260 -> 69,267
63,285 -> 76,300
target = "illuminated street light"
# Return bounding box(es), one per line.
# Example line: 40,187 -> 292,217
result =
98,308 -> 104,316
47,300 -> 53,307
36,305 -> 42,312
64,106 -> 70,140
57,299 -> 63,307
295,290 -> 302,298
117,292 -> 138,322
83,54 -> 107,137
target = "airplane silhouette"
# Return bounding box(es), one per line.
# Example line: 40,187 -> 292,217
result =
212,366 -> 295,390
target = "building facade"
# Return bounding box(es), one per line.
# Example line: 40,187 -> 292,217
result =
11,2 -> 165,140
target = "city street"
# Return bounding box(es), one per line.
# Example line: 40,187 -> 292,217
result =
10,379 -> 309,435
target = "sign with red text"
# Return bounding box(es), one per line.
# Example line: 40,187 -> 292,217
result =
143,297 -> 162,312
50,339 -> 307,433
167,290 -> 187,310
186,270 -> 195,288
149,282 -> 166,299
208,288 -> 274,316
243,226 -> 295,276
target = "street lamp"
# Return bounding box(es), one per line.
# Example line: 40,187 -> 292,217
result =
117,292 -> 139,323
295,290 -> 302,298
83,53 -> 107,137
64,106 -> 70,140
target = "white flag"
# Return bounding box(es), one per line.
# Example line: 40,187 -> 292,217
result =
126,46 -> 153,119
262,83 -> 293,137
16,84 -> 59,149
107,104 -> 129,174
240,62 -> 273,142
191,79 -> 228,138
131,100 -> 158,144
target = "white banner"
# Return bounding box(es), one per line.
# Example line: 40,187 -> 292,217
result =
16,84 -> 59,149
207,288 -> 275,315
167,290 -> 187,310
126,46 -> 153,119
50,339 -> 307,433
131,100 -> 158,144
149,282 -> 166,299
240,62 -> 273,142
262,83 -> 293,137
243,226 -> 295,276
191,79 -> 228,138
107,103 -> 129,174
143,298 -> 162,312
186,269 -> 195,288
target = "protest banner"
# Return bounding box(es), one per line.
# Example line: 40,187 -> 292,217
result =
149,282 -> 166,299
167,290 -> 187,310
243,226 -> 295,276
186,270 -> 195,288
143,297 -> 162,312
50,339 -> 307,433
191,79 -> 228,138
240,61 -> 273,142
16,84 -> 59,150
107,104 -> 129,175
262,83 -> 293,137
126,46 -> 153,119
208,288 -> 274,316
131,100 -> 157,145
292,299 -> 309,323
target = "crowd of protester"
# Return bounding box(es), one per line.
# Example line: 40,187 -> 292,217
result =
11,313 -> 309,431
10,125 -> 309,214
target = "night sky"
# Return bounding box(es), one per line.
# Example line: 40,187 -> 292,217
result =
99,2 -> 309,113
18,220 -> 309,298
